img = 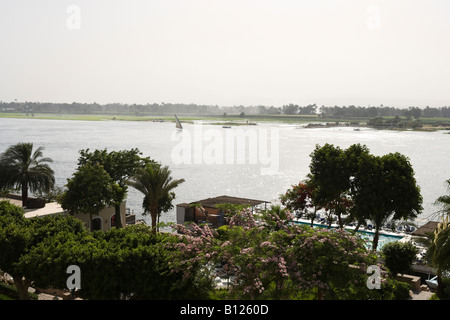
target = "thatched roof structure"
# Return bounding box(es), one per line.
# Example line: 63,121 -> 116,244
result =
178,195 -> 268,209
412,221 -> 439,237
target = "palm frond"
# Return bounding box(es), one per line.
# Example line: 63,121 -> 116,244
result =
127,163 -> 184,230
0,142 -> 55,203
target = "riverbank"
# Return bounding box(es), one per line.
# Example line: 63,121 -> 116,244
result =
0,112 -> 331,123
2,112 -> 450,131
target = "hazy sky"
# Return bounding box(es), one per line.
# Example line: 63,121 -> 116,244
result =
1,0 -> 449,108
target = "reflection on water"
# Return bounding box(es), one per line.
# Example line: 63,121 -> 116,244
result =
1,118 -> 449,226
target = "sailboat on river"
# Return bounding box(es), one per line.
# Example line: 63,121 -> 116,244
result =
174,114 -> 183,131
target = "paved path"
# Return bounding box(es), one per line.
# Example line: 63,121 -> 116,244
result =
37,293 -> 62,300
409,289 -> 434,300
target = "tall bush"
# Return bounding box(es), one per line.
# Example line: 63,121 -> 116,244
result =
381,241 -> 418,276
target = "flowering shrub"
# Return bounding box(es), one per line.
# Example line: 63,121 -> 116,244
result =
287,226 -> 374,299
166,206 -> 378,300
167,222 -> 219,284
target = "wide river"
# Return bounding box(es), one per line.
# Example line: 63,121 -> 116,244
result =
1,117 -> 449,227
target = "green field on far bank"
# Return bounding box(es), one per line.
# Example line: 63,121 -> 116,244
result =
1,112 -> 450,130
0,112 -> 322,122
0,112 -> 346,125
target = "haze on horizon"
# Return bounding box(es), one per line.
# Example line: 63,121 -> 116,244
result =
1,0 -> 449,109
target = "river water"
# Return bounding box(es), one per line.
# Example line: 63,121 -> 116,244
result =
1,117 -> 449,226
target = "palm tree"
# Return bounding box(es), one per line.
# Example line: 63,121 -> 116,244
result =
0,142 -> 55,207
128,163 -> 184,233
435,179 -> 450,216
426,215 -> 450,298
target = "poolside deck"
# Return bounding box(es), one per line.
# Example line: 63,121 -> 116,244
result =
293,217 -> 407,238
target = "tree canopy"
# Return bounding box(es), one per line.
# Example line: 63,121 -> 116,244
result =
0,200 -> 86,299
306,143 -> 422,251
351,152 -> 422,250
4,100 -> 450,119
77,148 -> 153,227
59,163 -> 119,230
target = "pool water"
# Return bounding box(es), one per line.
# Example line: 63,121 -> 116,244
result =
356,230 -> 403,250
294,221 -> 403,250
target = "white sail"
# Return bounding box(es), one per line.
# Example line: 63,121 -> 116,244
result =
174,114 -> 183,130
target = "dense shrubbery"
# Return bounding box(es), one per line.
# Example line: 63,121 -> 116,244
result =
0,200 -> 416,300
381,241 -> 418,276
166,207 -> 409,300
0,200 -> 210,300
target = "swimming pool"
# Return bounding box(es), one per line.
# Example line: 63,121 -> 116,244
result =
355,229 -> 404,250
294,221 -> 404,250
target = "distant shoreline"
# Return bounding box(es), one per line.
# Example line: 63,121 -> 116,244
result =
1,112 -> 450,131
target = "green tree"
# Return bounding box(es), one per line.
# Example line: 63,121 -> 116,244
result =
306,143 -> 422,252
59,163 -> 118,231
381,241 -> 418,276
410,106 -> 422,119
282,103 -> 299,115
309,144 -> 352,228
346,144 -> 372,231
0,142 -> 55,207
0,200 -> 87,299
77,148 -> 153,228
352,152 -> 422,251
0,201 -> 31,299
128,163 -> 185,233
